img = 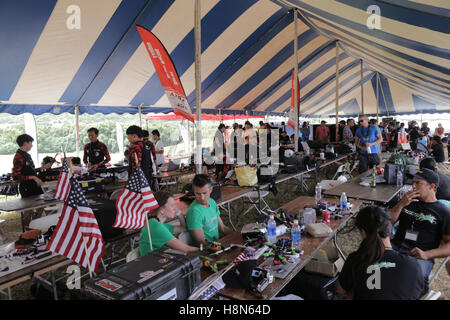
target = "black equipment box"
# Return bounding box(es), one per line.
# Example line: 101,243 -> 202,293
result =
82,248 -> 202,300
78,178 -> 105,192
89,197 -> 124,239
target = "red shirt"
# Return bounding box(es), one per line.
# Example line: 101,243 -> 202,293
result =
315,125 -> 330,144
12,150 -> 41,182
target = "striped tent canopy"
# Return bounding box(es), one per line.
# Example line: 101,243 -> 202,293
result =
0,0 -> 448,117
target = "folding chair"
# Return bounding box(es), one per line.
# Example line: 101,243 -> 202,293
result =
0,220 -> 6,243
241,190 -> 272,219
126,247 -> 140,263
429,256 -> 450,286
422,290 -> 442,300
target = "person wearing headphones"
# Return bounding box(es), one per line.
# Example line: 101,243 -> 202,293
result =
139,191 -> 199,256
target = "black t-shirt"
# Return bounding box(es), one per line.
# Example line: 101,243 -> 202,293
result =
389,129 -> 398,148
392,201 -> 450,252
339,250 -> 425,300
437,173 -> 450,201
432,143 -> 445,162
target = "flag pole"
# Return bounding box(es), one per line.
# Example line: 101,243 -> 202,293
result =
134,153 -> 153,252
82,236 -> 93,278
66,152 -> 93,278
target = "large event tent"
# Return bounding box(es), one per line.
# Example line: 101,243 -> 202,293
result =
0,0 -> 448,118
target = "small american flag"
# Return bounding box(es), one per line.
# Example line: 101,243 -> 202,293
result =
46,176 -> 104,273
53,157 -> 71,201
112,165 -> 159,229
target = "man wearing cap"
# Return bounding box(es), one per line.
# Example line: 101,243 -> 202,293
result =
419,157 -> 450,201
354,115 -> 383,173
315,120 -> 330,146
388,168 -> 450,290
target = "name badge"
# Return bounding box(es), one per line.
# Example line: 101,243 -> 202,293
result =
405,230 -> 418,242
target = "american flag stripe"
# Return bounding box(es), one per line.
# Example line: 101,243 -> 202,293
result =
113,165 -> 159,230
53,158 -> 71,201
46,176 -> 104,273
116,190 -> 140,229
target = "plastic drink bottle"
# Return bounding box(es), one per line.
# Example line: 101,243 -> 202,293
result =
340,192 -> 348,212
267,215 -> 277,244
315,183 -> 322,203
291,220 -> 302,252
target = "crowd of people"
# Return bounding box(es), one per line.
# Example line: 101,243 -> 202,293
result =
9,116 -> 450,300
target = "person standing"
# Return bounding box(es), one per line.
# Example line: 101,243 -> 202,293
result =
142,130 -> 157,164
126,125 -> 154,184
242,121 -> 257,164
338,120 -> 346,142
387,122 -> 399,153
354,115 -> 383,173
83,127 -> 111,171
152,129 -> 165,167
213,124 -> 226,181
315,120 -> 330,146
434,123 -> 445,139
12,134 -> 52,227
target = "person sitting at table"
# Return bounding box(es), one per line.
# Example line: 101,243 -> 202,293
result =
71,157 -> 88,176
387,169 -> 450,292
354,114 -> 383,173
429,135 -> 445,163
12,134 -> 53,227
419,157 -> 450,201
280,131 -> 291,146
186,174 -> 233,246
338,206 -> 425,300
139,191 -> 198,256
83,127 -> 111,171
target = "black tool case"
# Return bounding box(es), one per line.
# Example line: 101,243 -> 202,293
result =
82,248 -> 202,300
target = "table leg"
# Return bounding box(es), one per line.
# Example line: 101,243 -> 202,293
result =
333,234 -> 346,261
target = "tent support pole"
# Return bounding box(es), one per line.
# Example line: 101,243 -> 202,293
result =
376,72 -> 380,123
138,103 -> 143,128
194,0 -> 202,173
360,59 -> 364,114
75,105 -> 80,157
293,8 -> 299,152
335,41 -> 339,142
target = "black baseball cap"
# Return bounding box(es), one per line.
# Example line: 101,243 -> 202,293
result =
407,168 -> 439,186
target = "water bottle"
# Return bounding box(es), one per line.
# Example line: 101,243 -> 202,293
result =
291,220 -> 302,252
267,215 -> 277,244
315,183 -> 322,203
396,167 -> 403,187
340,192 -> 348,212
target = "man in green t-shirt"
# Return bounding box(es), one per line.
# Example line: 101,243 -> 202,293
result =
186,174 -> 233,245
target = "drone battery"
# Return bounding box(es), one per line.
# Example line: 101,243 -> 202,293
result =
82,248 -> 202,300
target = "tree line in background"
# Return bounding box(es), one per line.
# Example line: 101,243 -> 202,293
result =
0,113 -> 220,155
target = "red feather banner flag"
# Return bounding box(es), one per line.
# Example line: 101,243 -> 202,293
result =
136,25 -> 194,122
288,70 -> 300,129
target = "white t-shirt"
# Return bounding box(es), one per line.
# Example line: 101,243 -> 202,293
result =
155,140 -> 164,166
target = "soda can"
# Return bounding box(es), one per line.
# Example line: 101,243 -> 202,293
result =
323,211 -> 330,225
